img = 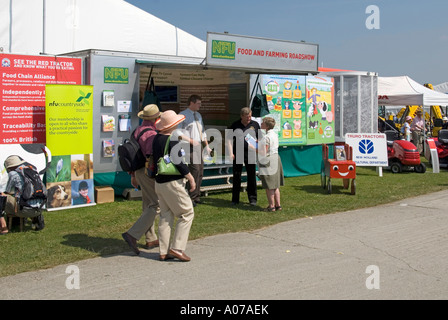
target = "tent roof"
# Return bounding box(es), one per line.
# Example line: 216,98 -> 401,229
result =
434,82 -> 448,94
378,76 -> 448,106
1,0 -> 206,58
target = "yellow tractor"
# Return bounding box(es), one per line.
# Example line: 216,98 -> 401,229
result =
394,84 -> 445,138
424,83 -> 445,137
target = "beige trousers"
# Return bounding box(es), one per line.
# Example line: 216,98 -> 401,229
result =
127,167 -> 160,242
155,178 -> 194,255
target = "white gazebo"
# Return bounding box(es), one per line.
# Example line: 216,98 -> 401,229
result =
378,76 -> 448,106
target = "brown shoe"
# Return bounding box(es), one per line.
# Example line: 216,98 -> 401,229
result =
159,254 -> 174,261
145,239 -> 160,248
122,232 -> 140,255
168,249 -> 191,262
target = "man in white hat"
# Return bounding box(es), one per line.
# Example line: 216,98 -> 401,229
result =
122,104 -> 161,255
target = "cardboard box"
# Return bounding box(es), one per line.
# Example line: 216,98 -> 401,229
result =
94,186 -> 115,204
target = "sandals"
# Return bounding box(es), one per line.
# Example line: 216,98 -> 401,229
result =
275,206 -> 282,211
0,227 -> 8,235
263,206 -> 276,212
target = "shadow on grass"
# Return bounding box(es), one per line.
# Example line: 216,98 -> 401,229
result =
294,184 -> 355,195
61,233 -> 136,257
197,196 -> 264,212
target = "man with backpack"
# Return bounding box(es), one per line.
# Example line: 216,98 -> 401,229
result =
121,104 -> 161,255
1,155 -> 46,232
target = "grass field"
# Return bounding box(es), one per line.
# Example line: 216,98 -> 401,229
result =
1,160 -> 447,278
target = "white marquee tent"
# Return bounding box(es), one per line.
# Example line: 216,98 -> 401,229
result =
378,76 -> 448,106
434,82 -> 448,94
0,0 -> 206,58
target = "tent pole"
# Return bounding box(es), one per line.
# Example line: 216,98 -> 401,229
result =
340,75 -> 344,137
423,105 -> 427,155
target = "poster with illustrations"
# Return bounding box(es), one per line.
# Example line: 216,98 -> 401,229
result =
305,76 -> 334,145
261,75 -> 307,146
260,75 -> 334,146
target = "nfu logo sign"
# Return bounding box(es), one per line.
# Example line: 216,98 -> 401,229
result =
211,40 -> 236,60
345,133 -> 388,167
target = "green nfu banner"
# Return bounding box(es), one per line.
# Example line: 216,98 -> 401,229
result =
45,84 -> 95,211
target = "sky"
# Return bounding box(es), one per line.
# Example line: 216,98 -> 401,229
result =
126,0 -> 448,86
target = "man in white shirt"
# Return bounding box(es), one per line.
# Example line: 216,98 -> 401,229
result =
179,95 -> 211,206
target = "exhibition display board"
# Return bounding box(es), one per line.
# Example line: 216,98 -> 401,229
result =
45,84 -> 95,210
0,54 -> 82,144
260,75 -> 334,146
138,66 -> 248,127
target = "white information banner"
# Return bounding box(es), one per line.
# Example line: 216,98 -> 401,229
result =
206,32 -> 319,73
345,133 -> 388,166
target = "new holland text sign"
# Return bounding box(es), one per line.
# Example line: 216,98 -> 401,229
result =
345,133 -> 388,166
206,32 -> 319,73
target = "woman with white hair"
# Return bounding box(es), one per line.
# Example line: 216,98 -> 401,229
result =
251,117 -> 284,212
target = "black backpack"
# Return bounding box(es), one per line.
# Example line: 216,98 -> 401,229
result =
118,128 -> 152,172
15,163 -> 47,210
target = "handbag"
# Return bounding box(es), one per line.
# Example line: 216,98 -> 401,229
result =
250,75 -> 269,117
156,135 -> 181,176
140,67 -> 161,112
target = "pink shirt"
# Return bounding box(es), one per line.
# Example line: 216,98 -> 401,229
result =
134,120 -> 157,156
410,115 -> 424,132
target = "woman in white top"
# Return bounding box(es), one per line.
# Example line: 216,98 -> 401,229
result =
401,116 -> 412,141
257,117 -> 285,212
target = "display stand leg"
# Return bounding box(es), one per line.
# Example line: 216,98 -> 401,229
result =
376,166 -> 383,177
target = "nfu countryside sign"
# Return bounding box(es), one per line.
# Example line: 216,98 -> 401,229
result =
206,32 -> 319,73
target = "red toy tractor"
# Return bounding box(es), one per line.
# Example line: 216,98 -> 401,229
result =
321,142 -> 356,195
384,130 -> 426,173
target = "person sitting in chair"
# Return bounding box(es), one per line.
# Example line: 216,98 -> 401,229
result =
1,155 -> 46,232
